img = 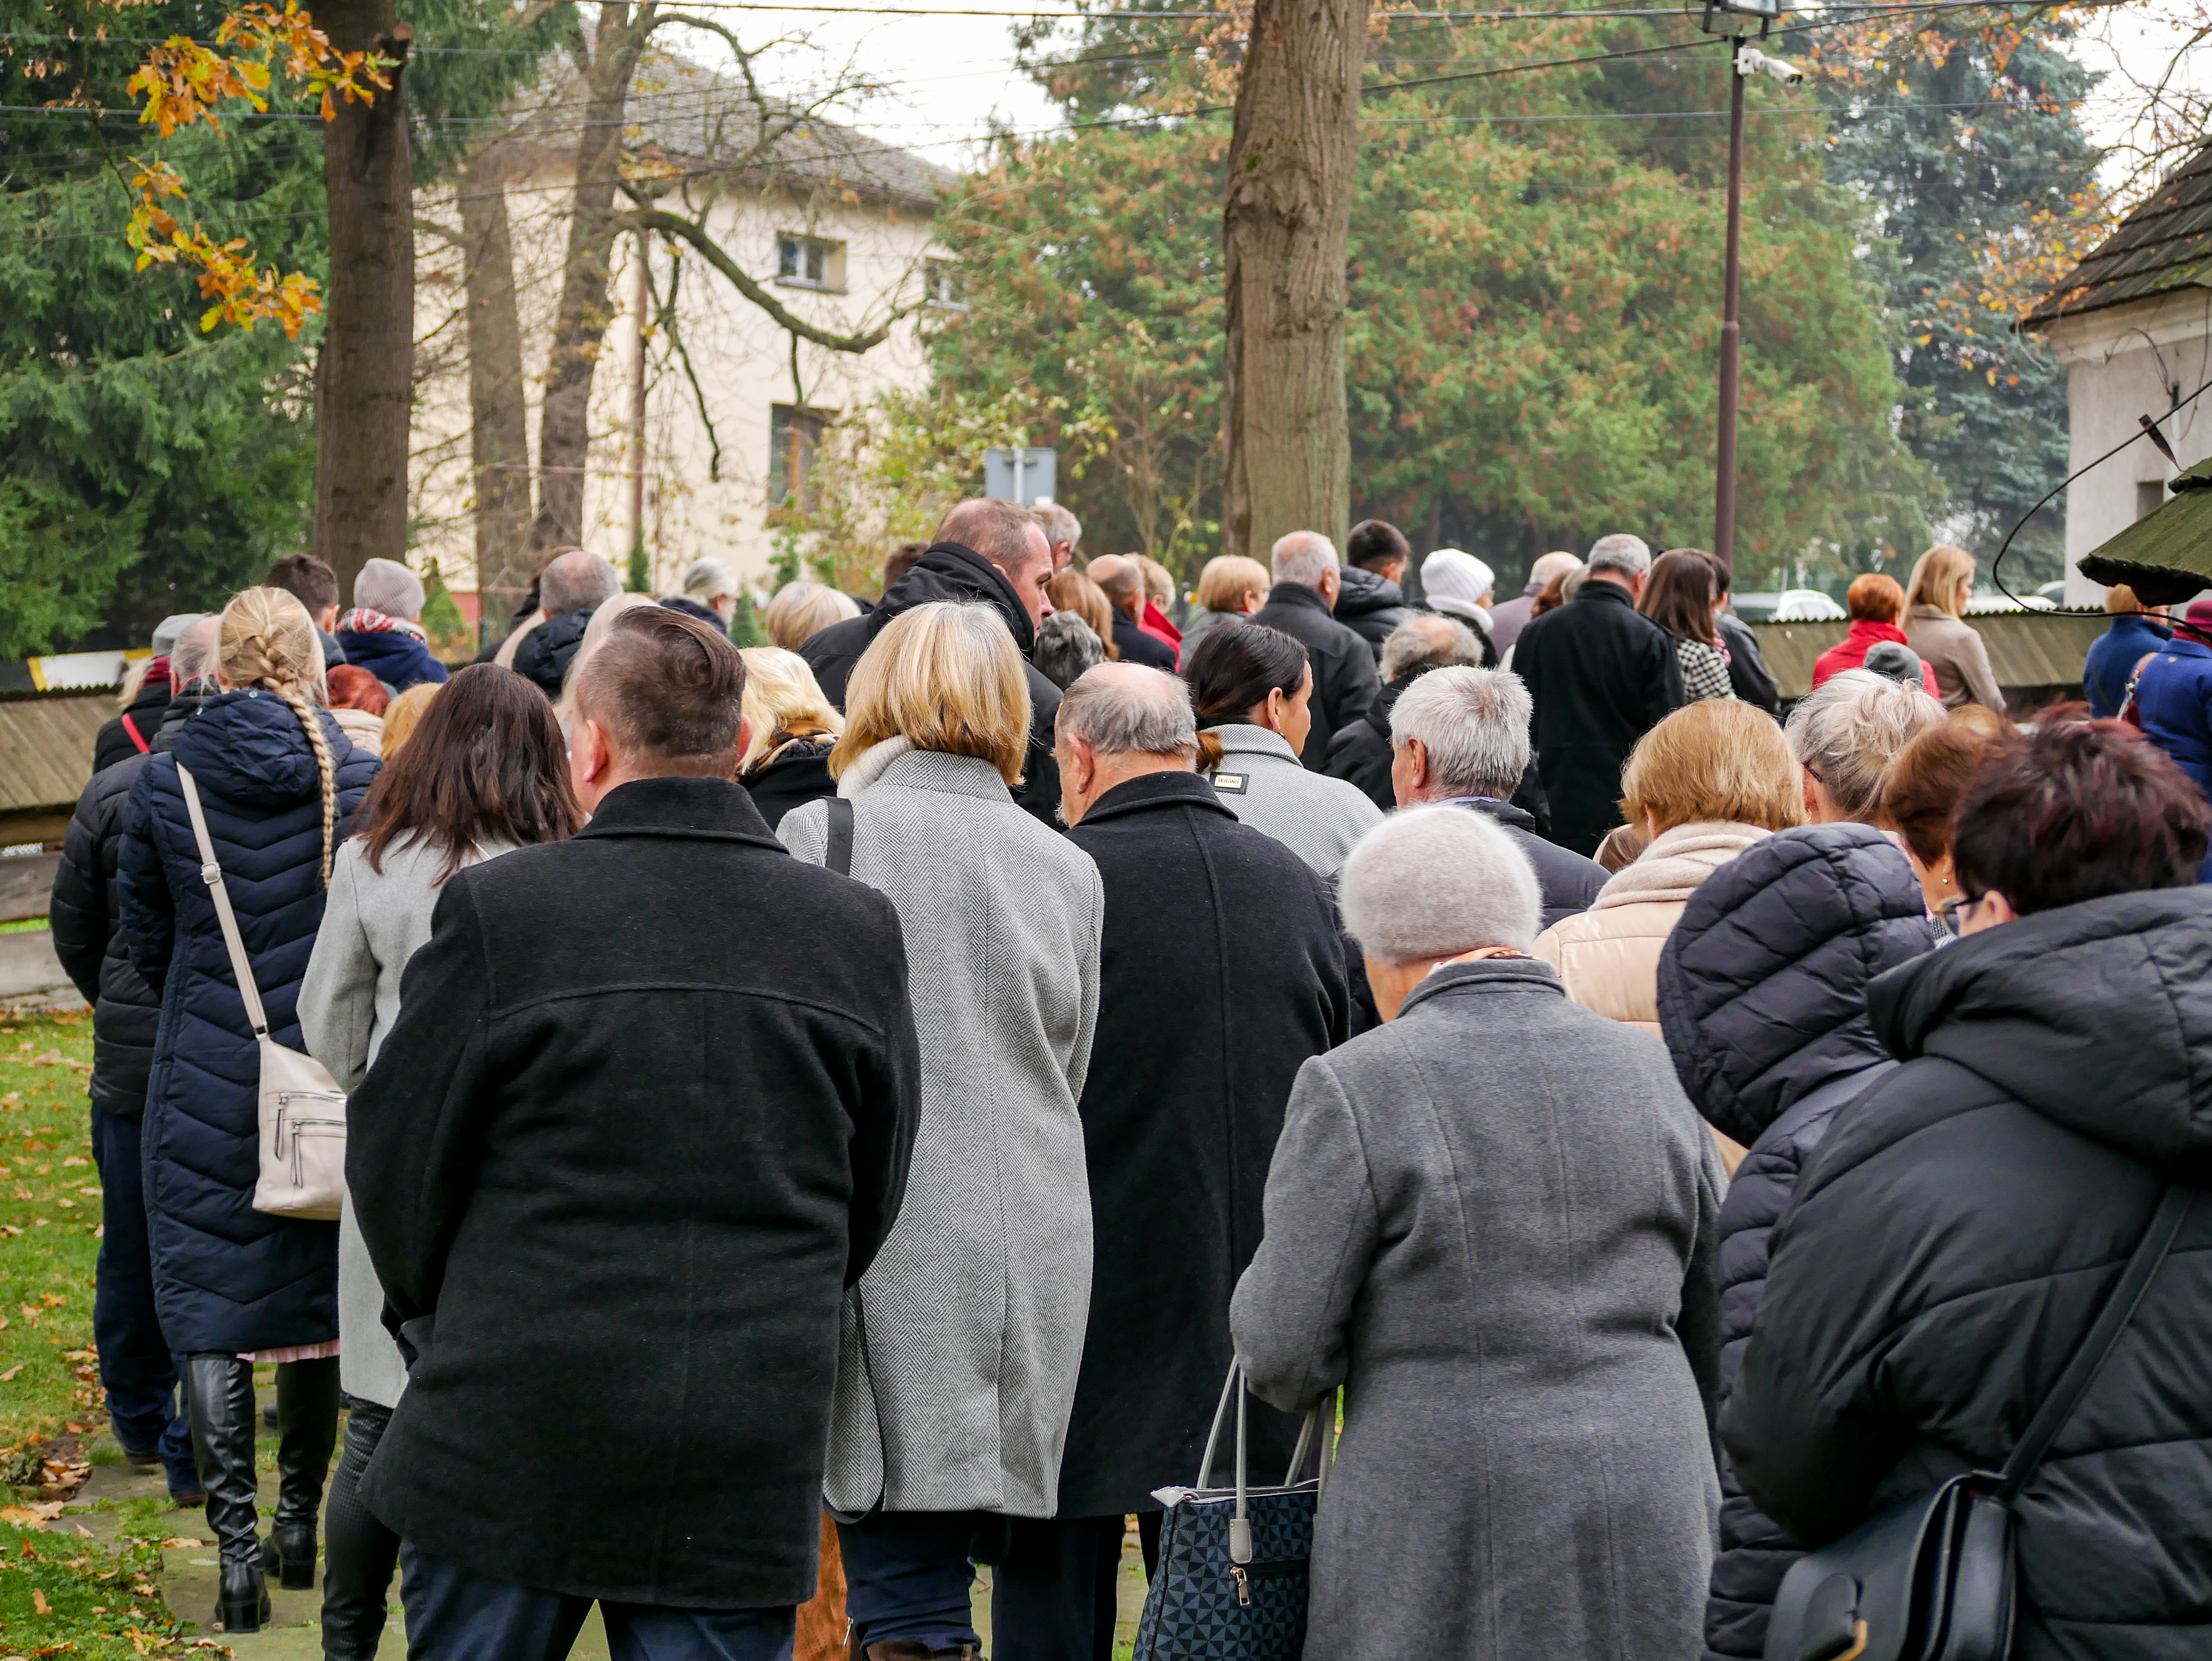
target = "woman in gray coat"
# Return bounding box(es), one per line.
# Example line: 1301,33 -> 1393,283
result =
781,600 -> 1103,1661
297,665 -> 582,1661
1232,805 -> 1724,1661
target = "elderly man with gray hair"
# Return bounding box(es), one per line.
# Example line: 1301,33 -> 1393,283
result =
1006,661 -> 1350,1659
1323,614 -> 1486,810
1036,501 -> 1082,573
1510,532 -> 1686,857
511,548 -> 623,702
1232,804 -> 1723,1661
663,555 -> 739,634
1390,667 -> 1605,928
1248,529 -> 1382,769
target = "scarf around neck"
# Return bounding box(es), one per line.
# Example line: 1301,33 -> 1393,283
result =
338,607 -> 426,641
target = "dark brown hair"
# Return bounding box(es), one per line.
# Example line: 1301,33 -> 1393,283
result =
1880,707 -> 2018,867
1639,548 -> 1721,648
354,663 -> 582,879
1952,707 -> 2209,913
575,604 -> 748,770
885,540 -> 930,591
1185,623 -> 1309,724
1347,519 -> 1411,572
1700,549 -> 1734,598
1531,572 -> 1569,619
264,554 -> 339,618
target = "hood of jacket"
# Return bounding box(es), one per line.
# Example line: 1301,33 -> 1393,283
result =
1334,565 -> 1407,623
1658,824 -> 1932,1147
1592,821 -> 1769,910
866,542 -> 1035,656
1868,884 -> 2212,1166
168,688 -> 343,809
512,606 -> 593,695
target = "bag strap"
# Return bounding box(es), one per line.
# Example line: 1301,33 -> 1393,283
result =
1995,1185 -> 2192,1503
826,796 -> 855,878
176,764 -> 271,1039
121,712 -> 150,755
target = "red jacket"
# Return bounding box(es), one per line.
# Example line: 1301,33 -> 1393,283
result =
1812,619 -> 1941,699
1140,601 -> 1183,667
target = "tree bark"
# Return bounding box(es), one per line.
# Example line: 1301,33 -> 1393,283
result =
457,143 -> 535,630
1221,0 -> 1366,562
530,3 -> 654,555
313,1 -> 415,603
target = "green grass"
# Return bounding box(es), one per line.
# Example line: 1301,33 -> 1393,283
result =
0,1518 -> 195,1658
0,1011 -> 103,1450
0,922 -> 50,937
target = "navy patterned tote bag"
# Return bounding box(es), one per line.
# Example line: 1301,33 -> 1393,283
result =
1132,1363 -> 1334,1661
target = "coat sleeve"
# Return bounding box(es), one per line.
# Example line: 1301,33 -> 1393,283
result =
1326,637 -> 1382,744
48,781 -> 112,1005
847,894 -> 921,1287
346,875 -> 499,1337
1647,623 -> 1688,725
1062,861 -> 1104,1105
1230,1056 -> 1381,1415
1679,1126 -> 1728,1443
300,849 -> 378,1091
1957,625 -> 2005,714
116,764 -> 175,993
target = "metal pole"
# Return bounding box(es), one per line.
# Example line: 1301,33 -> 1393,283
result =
1714,37 -> 1746,572
628,232 -> 649,576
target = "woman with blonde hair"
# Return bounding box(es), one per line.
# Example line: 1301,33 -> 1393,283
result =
1902,544 -> 2005,713
764,578 -> 861,652
1045,568 -> 1122,663
378,681 -> 440,758
735,646 -> 846,829
779,600 -> 1102,1661
118,587 -> 380,1633
1180,554 -> 1272,658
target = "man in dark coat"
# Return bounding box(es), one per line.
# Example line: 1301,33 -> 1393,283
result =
801,497 -> 1065,825
1725,720 -> 2212,1660
351,607 -> 919,1659
1511,536 -> 1684,856
511,548 -> 622,701
989,663 -> 1349,1660
1084,555 -> 1178,671
1325,615 -> 1487,809
1247,531 -> 1381,769
1334,519 -> 1416,659
1387,664 -> 1605,929
50,616 -> 220,1506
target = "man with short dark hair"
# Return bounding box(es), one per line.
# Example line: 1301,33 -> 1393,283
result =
266,554 -> 348,668
801,498 -> 1067,824
1335,520 -> 1415,659
350,606 -> 920,1661
1083,555 -> 1177,671
1248,531 -> 1382,769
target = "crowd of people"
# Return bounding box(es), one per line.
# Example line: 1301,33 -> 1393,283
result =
43,506 -> 2212,1661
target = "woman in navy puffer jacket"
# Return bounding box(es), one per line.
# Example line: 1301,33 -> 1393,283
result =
1653,824 -> 1931,1661
120,588 -> 378,1634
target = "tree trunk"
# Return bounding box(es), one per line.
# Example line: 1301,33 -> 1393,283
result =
458,143 -> 535,632
1221,0 -> 1366,563
530,4 -> 653,555
313,1 -> 415,604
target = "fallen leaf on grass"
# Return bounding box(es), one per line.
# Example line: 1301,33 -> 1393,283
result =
71,1524 -> 90,1540
0,1502 -> 60,1524
26,1052 -> 60,1066
0,1366 -> 22,1382
161,1537 -> 204,1549
29,1588 -> 47,1614
52,1200 -> 71,1210
0,1227 -> 18,1239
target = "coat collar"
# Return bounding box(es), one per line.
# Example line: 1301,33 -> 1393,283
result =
873,747 -> 1013,803
576,775 -> 784,848
1207,724 -> 1302,765
1263,580 -> 1331,618
1081,769 -> 1233,826
1397,955 -> 1563,1018
1573,578 -> 1638,612
2160,635 -> 2212,661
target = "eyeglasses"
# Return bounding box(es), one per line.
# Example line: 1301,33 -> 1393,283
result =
1934,892 -> 1980,928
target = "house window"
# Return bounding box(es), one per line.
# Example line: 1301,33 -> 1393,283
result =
776,234 -> 842,292
770,405 -> 829,508
925,258 -> 966,309
2138,479 -> 2169,521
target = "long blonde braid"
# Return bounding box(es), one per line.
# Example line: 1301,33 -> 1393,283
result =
218,587 -> 338,884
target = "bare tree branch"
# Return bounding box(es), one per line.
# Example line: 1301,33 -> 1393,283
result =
618,206 -> 910,352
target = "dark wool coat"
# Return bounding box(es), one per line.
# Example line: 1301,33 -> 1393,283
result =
51,756 -> 165,1118
1332,566 -> 1412,658
1715,614 -> 1779,713
1059,773 -> 1351,1517
1511,580 -> 1686,856
509,606 -> 592,701
117,691 -> 378,1352
93,673 -> 171,774
800,540 -> 1063,825
740,737 -> 836,830
1653,825 -> 1932,1661
1725,887 -> 2212,1660
350,778 -> 921,1609
334,628 -> 449,694
1111,613 -> 1177,671
1247,582 -> 1382,768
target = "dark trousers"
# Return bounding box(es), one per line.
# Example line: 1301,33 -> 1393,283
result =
836,1512 -> 985,1655
323,1397 -> 400,1659
400,1542 -> 796,1661
88,1108 -> 194,1494
992,1516 -> 1162,1661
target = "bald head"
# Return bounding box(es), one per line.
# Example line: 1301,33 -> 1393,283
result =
1271,531 -> 1338,591
541,549 -> 623,618
1528,551 -> 1582,593
1054,661 -> 1200,824
1087,555 -> 1143,618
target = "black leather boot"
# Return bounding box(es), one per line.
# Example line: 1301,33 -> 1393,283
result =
183,1354 -> 270,1633
319,1398 -> 399,1660
260,1356 -> 339,1592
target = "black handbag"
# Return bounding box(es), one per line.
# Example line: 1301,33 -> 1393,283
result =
1131,1364 -> 1332,1661
1765,1185 -> 2193,1661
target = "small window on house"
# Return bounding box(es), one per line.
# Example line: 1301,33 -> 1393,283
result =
925,258 -> 966,309
770,405 -> 830,508
2138,479 -> 2169,521
776,234 -> 842,291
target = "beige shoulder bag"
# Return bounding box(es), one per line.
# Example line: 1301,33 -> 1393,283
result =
177,763 -> 347,1221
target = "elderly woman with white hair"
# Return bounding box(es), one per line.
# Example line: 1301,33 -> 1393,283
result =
1232,805 -> 1723,1661
1784,665 -> 1946,823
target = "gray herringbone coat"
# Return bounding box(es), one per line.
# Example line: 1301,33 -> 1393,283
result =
783,744 -> 1103,1517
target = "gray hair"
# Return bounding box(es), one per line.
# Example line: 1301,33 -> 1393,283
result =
171,614 -> 222,688
1036,501 -> 1081,554
1527,551 -> 1582,592
1271,531 -> 1338,589
682,556 -> 737,602
541,549 -> 623,617
1389,668 -> 1532,800
1784,668 -> 1946,820
1341,805 -> 1541,962
1033,611 -> 1107,690
1057,661 -> 1198,758
1380,615 -> 1483,682
1585,534 -> 1652,579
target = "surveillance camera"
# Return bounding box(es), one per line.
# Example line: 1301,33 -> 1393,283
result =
1737,46 -> 1805,85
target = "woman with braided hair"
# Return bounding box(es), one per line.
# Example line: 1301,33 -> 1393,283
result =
120,586 -> 380,1634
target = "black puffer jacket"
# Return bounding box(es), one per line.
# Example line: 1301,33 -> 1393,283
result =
93,670 -> 172,775
798,541 -> 1062,825
1331,565 -> 1412,659
511,606 -> 594,701
1655,825 -> 1931,1661
1725,886 -> 2212,1660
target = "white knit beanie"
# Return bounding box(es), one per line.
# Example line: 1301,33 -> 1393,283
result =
1422,548 -> 1496,623
354,557 -> 426,622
